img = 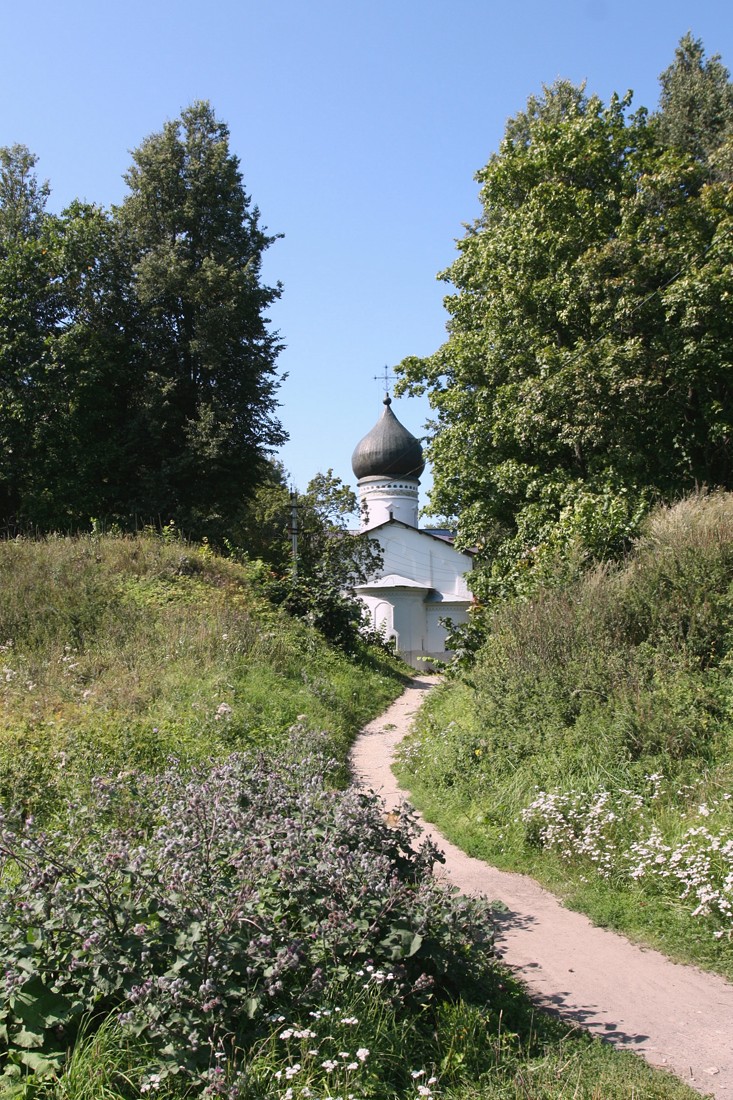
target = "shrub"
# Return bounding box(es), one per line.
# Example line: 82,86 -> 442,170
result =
0,736 -> 494,1095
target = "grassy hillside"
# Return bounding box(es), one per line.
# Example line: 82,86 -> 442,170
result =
396,492 -> 733,979
0,532 -> 405,819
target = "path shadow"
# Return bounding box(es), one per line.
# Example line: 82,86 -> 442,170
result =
490,905 -> 540,937
407,675 -> 441,690
489,906 -> 652,1049
530,989 -> 651,1049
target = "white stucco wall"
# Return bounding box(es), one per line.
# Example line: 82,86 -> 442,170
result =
355,521 -> 473,665
358,476 -> 420,530
373,523 -> 472,599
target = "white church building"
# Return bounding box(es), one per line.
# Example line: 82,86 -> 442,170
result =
351,395 -> 473,666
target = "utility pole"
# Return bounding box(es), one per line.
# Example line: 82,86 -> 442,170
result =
288,489 -> 299,577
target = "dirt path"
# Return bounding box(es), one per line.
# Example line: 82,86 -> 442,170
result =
349,676 -> 733,1099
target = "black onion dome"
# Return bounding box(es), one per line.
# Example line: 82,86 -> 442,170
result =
351,397 -> 425,480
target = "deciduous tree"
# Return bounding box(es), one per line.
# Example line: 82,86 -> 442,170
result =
0,146 -> 58,529
398,45 -> 733,599
247,468 -> 384,649
0,105 -> 286,542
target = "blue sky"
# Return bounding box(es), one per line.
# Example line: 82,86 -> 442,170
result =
2,1 -> 732,520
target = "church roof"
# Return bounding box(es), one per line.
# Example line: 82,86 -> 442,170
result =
351,396 -> 425,481
364,517 -> 476,557
355,573 -> 431,591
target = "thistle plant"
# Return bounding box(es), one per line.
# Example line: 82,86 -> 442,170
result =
0,732 -> 494,1094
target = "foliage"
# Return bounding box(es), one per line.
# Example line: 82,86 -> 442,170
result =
0,146 -> 58,532
656,32 -> 733,169
395,493 -> 733,977
115,101 -> 285,544
18,202 -> 143,534
0,744 -> 698,1100
0,103 -> 285,545
0,743 -> 492,1095
522,782 -> 733,931
247,468 -> 385,651
397,39 -> 733,599
0,534 -> 704,1100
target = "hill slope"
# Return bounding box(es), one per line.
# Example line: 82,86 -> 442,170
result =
0,532 -> 405,818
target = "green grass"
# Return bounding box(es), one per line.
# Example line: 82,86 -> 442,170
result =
395,493 -> 733,980
2,969 -> 704,1100
0,532 -> 406,817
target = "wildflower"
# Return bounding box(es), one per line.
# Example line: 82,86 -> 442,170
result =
322,1059 -> 338,1071
355,1048 -> 369,1062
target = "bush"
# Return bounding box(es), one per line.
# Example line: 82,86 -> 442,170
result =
0,737 -> 494,1095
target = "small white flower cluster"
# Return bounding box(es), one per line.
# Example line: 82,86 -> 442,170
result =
280,1028 -> 318,1040
522,781 -> 733,937
412,1068 -> 439,1097
273,1017 -> 373,1098
356,963 -> 396,987
0,641 -> 35,693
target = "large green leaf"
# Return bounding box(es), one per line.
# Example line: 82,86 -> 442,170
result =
10,976 -> 73,1030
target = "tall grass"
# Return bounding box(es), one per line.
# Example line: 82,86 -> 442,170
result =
396,492 -> 733,976
0,532 -> 405,819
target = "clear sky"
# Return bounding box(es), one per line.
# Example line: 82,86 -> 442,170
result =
2,1 -> 732,520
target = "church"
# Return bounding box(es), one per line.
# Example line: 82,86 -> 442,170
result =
350,395 -> 474,667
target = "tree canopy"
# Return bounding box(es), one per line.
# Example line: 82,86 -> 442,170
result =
246,466 -> 384,650
656,32 -> 733,168
0,103 -> 285,545
397,37 -> 733,599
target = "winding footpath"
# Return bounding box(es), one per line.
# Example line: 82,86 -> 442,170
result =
349,676 -> 733,1099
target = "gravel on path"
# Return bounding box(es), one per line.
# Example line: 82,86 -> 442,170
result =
349,675 -> 733,1099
